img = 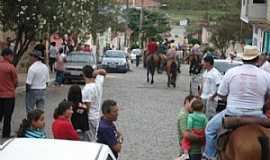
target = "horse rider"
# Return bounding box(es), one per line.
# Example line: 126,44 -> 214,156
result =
158,40 -> 169,73
202,45 -> 270,160
166,44 -> 177,63
144,38 -> 158,66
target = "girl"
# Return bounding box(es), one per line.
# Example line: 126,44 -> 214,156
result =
52,100 -> 79,140
17,109 -> 46,138
68,85 -> 89,141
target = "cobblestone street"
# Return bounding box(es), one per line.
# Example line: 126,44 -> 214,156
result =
1,64 -> 192,160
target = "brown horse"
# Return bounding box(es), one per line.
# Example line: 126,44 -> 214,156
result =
145,53 -> 161,84
219,124 -> 270,160
165,59 -> 177,88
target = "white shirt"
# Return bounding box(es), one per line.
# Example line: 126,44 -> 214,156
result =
82,75 -> 104,120
26,61 -> 50,89
218,64 -> 270,113
260,61 -> 270,73
201,67 -> 222,100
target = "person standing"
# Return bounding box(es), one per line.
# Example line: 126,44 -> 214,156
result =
82,65 -> 106,141
49,42 -> 58,72
54,48 -> 66,86
0,48 -> 17,138
200,54 -> 222,119
25,50 -> 50,113
97,100 -> 123,159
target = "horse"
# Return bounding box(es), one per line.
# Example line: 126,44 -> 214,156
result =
165,59 -> 177,88
145,53 -> 161,84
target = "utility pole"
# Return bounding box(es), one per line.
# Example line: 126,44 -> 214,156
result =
139,0 -> 144,49
124,0 -> 129,47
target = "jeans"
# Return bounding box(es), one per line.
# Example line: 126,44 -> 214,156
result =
0,98 -> 15,137
25,89 -> 46,113
136,55 -> 140,67
55,71 -> 64,85
204,109 -> 265,158
189,154 -> 202,160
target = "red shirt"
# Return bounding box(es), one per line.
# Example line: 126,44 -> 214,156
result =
147,42 -> 158,55
0,59 -> 17,98
52,116 -> 79,140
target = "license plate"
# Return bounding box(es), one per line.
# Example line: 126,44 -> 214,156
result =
70,71 -> 81,76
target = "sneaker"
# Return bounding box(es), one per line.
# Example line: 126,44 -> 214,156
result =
178,153 -> 189,160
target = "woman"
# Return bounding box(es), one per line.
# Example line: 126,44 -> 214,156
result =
52,100 -> 79,140
68,85 -> 89,141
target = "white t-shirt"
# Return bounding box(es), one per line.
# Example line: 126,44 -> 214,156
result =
260,61 -> 270,73
82,75 -> 104,120
26,61 -> 50,89
218,64 -> 270,113
201,67 -> 222,100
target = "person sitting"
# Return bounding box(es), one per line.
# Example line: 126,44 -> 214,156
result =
166,44 -> 177,61
52,100 -> 79,140
180,99 -> 208,160
147,38 -> 158,56
17,109 -> 46,138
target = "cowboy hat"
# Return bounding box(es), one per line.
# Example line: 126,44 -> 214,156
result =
239,45 -> 260,60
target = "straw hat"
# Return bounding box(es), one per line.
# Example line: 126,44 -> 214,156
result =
239,45 -> 260,60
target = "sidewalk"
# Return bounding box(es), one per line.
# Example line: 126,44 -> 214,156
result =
16,72 -> 55,94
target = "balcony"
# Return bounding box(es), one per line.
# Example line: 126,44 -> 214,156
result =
241,0 -> 267,23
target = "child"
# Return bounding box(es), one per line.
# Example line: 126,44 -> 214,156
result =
68,85 -> 89,141
17,109 -> 46,138
180,99 -> 208,160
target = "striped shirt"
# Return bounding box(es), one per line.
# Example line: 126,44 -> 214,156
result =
24,129 -> 46,138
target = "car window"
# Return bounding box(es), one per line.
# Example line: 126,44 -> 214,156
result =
66,54 -> 94,64
105,51 -> 125,58
214,61 -> 242,74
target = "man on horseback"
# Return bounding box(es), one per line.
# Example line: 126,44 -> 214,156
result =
202,46 -> 270,160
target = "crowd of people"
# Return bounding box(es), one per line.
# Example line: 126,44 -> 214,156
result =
0,46 -> 122,159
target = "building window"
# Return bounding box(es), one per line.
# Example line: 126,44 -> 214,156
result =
253,0 -> 265,3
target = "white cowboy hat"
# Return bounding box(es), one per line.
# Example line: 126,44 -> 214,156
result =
239,45 -> 261,60
193,44 -> 200,49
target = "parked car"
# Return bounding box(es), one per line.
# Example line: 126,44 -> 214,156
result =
101,50 -> 129,73
64,51 -> 96,82
0,138 -> 117,160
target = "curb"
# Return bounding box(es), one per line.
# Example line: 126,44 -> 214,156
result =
16,79 -> 55,94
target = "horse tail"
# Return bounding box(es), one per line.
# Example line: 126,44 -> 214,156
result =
258,136 -> 269,160
171,61 -> 177,74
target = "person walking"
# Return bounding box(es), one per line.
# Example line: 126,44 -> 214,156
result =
54,48 -> 66,86
25,50 -> 50,113
0,48 -> 17,138
82,65 -> 106,141
97,100 -> 123,159
200,54 -> 222,119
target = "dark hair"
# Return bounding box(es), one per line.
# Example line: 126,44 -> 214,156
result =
191,99 -> 204,111
51,42 -> 56,46
1,48 -> 14,56
184,95 -> 195,105
53,100 -> 73,119
17,109 -> 44,137
242,56 -> 259,64
203,54 -> 214,65
68,85 -> 82,107
82,65 -> 94,78
102,99 -> 117,114
59,48 -> 64,54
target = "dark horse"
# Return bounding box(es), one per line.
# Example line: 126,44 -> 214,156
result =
165,59 -> 177,88
145,53 -> 161,84
219,124 -> 270,160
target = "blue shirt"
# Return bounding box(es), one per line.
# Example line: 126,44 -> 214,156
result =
97,117 -> 118,158
24,128 -> 46,138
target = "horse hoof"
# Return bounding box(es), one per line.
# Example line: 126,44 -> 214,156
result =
147,79 -> 149,83
151,81 -> 154,84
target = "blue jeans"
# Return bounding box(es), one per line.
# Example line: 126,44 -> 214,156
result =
25,89 -> 46,113
204,109 -> 265,158
55,71 -> 64,85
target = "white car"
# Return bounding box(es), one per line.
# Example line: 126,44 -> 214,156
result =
0,138 -> 117,160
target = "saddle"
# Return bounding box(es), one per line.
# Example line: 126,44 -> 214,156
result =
217,116 -> 270,152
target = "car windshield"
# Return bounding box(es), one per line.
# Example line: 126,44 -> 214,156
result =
66,53 -> 94,63
104,51 -> 125,58
214,61 -> 242,74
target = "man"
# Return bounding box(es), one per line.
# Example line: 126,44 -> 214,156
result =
97,100 -> 123,159
203,46 -> 270,160
200,54 -> 222,119
0,48 -> 17,138
82,65 -> 106,141
49,42 -> 58,72
147,38 -> 158,56
25,50 -> 50,113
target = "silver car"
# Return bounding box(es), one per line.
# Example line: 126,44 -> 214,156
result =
101,50 -> 129,73
64,51 -> 96,82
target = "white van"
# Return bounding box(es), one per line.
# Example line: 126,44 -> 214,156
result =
0,138 -> 117,160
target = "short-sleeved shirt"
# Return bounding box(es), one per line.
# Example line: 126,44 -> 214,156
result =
82,75 -> 104,120
187,112 -> 208,129
26,61 -> 49,90
49,46 -> 58,58
218,64 -> 270,114
0,59 -> 17,98
201,67 -> 222,100
97,117 -> 118,158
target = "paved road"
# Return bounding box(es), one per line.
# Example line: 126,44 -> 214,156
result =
1,64 -> 191,160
